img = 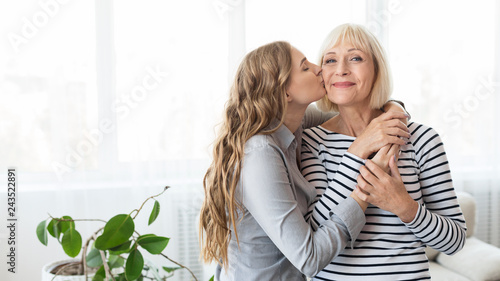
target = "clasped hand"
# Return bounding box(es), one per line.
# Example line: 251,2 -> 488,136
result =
354,157 -> 419,223
347,111 -> 417,222
347,111 -> 410,160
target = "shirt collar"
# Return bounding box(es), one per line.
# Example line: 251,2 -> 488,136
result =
268,119 -> 297,151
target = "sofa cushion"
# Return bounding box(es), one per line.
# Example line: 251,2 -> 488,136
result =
429,261 -> 471,281
425,246 -> 440,261
437,237 -> 500,281
456,191 -> 476,237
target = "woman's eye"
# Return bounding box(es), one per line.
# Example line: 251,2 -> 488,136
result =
351,56 -> 363,61
324,58 -> 336,64
303,67 -> 309,71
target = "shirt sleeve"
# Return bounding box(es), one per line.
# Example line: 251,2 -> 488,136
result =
239,144 -> 365,276
301,131 -> 365,243
403,125 -> 467,255
303,104 -> 336,129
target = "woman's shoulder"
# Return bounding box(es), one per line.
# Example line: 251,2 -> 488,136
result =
407,122 -> 440,138
303,126 -> 329,142
303,123 -> 353,139
245,134 -> 275,151
245,128 -> 291,155
407,121 -> 444,152
302,125 -> 351,150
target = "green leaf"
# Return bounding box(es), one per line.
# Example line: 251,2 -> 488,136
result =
95,214 -> 135,251
136,234 -> 156,239
92,265 -> 105,281
48,216 -> 74,241
59,216 -> 74,234
125,248 -> 144,281
109,240 -> 133,255
61,228 -> 82,258
36,220 -> 48,246
115,273 -> 127,281
47,219 -> 59,239
86,247 -> 104,268
137,235 -> 169,255
108,254 -> 125,269
148,200 -> 160,226
209,275 -> 214,281
162,266 -> 181,273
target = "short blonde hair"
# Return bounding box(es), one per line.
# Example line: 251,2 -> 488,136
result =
316,23 -> 392,112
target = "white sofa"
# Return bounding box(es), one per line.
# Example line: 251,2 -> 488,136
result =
426,191 -> 500,281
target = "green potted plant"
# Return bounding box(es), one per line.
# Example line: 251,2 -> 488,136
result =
36,186 -> 199,281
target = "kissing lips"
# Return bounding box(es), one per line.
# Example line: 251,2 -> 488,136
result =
333,82 -> 355,88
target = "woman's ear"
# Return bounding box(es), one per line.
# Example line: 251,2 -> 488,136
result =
285,92 -> 293,102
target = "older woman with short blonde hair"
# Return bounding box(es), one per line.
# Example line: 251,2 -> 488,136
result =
301,23 -> 467,280
316,24 -> 392,113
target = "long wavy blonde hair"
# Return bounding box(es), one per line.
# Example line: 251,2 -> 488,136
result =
199,41 -> 293,267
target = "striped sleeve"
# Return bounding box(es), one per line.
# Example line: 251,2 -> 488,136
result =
301,128 -> 364,236
404,124 -> 467,255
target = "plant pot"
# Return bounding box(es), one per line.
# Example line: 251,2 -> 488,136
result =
42,259 -> 97,281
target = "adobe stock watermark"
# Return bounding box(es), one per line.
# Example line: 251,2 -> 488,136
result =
365,0 -> 413,36
443,74 -> 499,129
212,0 -> 242,20
8,0 -> 71,54
51,65 -> 170,181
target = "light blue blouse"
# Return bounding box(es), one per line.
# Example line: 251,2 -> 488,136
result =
215,107 -> 366,281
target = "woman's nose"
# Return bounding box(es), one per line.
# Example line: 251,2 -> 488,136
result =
335,62 -> 350,76
312,63 -> 322,76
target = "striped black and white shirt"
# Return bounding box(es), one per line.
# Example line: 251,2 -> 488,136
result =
301,122 -> 467,280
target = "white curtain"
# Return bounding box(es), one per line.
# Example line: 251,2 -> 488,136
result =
1,1 -> 499,280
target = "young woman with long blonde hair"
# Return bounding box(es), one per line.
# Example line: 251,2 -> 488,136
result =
199,41 -> 409,280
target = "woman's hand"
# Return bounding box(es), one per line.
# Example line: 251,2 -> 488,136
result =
382,100 -> 409,125
349,192 -> 369,212
354,157 -> 419,223
370,144 -> 400,173
347,111 -> 410,159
